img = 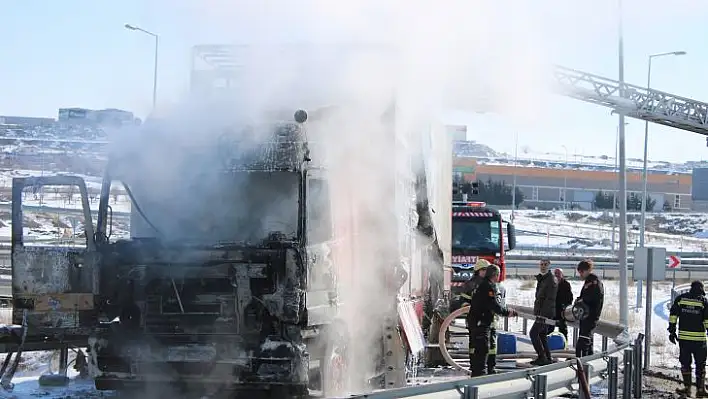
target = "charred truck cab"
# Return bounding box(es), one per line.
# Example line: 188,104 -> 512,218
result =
9,110 -> 346,397
449,201 -> 516,312
87,110 -> 346,397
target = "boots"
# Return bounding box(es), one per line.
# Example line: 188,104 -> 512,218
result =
696,374 -> 708,397
487,355 -> 497,374
677,373 -> 693,396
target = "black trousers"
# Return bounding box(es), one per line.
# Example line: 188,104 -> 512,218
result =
576,319 -> 597,358
468,326 -> 491,377
530,320 -> 551,360
679,340 -> 707,381
488,326 -> 497,374
554,307 -> 568,341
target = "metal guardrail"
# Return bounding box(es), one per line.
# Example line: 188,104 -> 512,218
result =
513,243 -> 708,258
337,336 -> 642,399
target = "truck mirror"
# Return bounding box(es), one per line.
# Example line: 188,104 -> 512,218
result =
294,109 -> 308,123
507,223 -> 516,251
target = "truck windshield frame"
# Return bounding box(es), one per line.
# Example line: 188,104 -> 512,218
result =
120,169 -> 303,244
451,216 -> 502,253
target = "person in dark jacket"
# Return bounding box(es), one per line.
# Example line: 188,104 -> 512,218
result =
529,259 -> 558,365
461,259 -> 498,373
668,280 -> 708,397
467,264 -> 517,377
553,268 -> 573,343
574,259 -> 604,358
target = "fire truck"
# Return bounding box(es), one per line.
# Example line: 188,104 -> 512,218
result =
449,201 -> 516,311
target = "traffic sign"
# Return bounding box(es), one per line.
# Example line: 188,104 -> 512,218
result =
668,255 -> 681,269
634,247 -> 667,281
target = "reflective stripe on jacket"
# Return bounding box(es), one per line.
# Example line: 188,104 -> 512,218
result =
669,292 -> 708,342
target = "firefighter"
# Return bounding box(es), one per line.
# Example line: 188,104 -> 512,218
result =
459,259 -> 490,305
467,264 -> 517,377
574,259 -> 604,358
668,280 -> 708,397
460,259 -> 498,374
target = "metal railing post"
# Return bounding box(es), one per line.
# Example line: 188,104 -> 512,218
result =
573,327 -> 579,348
580,363 -> 594,399
504,316 -> 509,331
633,335 -> 644,398
462,385 -> 479,399
533,374 -> 548,399
603,336 -> 609,352
608,356 -> 619,399
523,318 -> 528,334
623,348 -> 634,398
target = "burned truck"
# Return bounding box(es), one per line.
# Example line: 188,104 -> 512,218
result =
10,110 -> 349,397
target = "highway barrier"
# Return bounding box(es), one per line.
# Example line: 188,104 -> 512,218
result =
338,333 -> 643,399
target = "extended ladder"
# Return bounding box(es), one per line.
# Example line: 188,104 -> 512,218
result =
552,66 -> 708,136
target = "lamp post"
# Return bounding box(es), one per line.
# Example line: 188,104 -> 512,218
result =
125,24 -> 159,109
639,51 -> 686,248
561,145 -> 568,210
511,132 -> 519,220
617,0 -> 628,328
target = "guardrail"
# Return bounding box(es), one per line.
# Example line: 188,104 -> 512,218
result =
512,243 -> 708,258
338,335 -> 642,398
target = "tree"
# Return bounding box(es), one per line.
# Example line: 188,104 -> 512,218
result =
663,200 -> 672,211
474,179 -> 524,206
595,190 -> 655,211
627,193 -> 656,212
594,190 -> 615,210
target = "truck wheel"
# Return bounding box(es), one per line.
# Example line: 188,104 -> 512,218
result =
321,328 -> 349,397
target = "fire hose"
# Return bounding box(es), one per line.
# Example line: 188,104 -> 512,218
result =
436,302 -> 624,372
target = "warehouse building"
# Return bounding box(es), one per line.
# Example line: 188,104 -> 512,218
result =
454,157 -> 691,211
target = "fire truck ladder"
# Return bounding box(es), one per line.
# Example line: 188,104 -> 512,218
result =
552,65 -> 708,136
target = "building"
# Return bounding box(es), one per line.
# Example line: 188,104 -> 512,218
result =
446,125 -> 467,142
454,157 -> 692,211
0,115 -> 55,126
691,168 -> 708,211
58,107 -> 135,126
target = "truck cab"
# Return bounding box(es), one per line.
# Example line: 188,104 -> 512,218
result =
449,201 -> 516,311
10,110 -> 347,398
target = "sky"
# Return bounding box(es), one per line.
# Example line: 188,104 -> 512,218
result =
1,0 -> 708,163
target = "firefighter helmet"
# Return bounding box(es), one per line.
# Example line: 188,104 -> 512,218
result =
474,258 -> 491,272
691,280 -> 706,296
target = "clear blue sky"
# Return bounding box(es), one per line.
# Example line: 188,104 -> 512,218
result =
2,0 -> 707,163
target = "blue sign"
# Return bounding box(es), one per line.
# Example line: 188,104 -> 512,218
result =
454,263 -> 475,270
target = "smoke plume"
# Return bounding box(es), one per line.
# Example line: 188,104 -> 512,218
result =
110,1 -> 553,396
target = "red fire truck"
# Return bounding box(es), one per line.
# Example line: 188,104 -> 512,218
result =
449,201 -> 516,311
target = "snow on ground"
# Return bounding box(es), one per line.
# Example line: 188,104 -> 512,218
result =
503,209 -> 708,253
0,169 -> 132,243
0,195 -> 131,243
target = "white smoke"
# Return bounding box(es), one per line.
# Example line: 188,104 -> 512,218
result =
113,1 -> 554,395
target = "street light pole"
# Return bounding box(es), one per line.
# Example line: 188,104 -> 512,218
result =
639,51 -> 686,248
124,24 -> 159,109
617,0 -> 629,328
612,126 -> 619,253
511,132 -> 519,220
561,145 -> 568,210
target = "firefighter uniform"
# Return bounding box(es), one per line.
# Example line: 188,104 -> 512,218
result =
467,266 -> 515,377
668,281 -> 708,397
460,260 -> 498,374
